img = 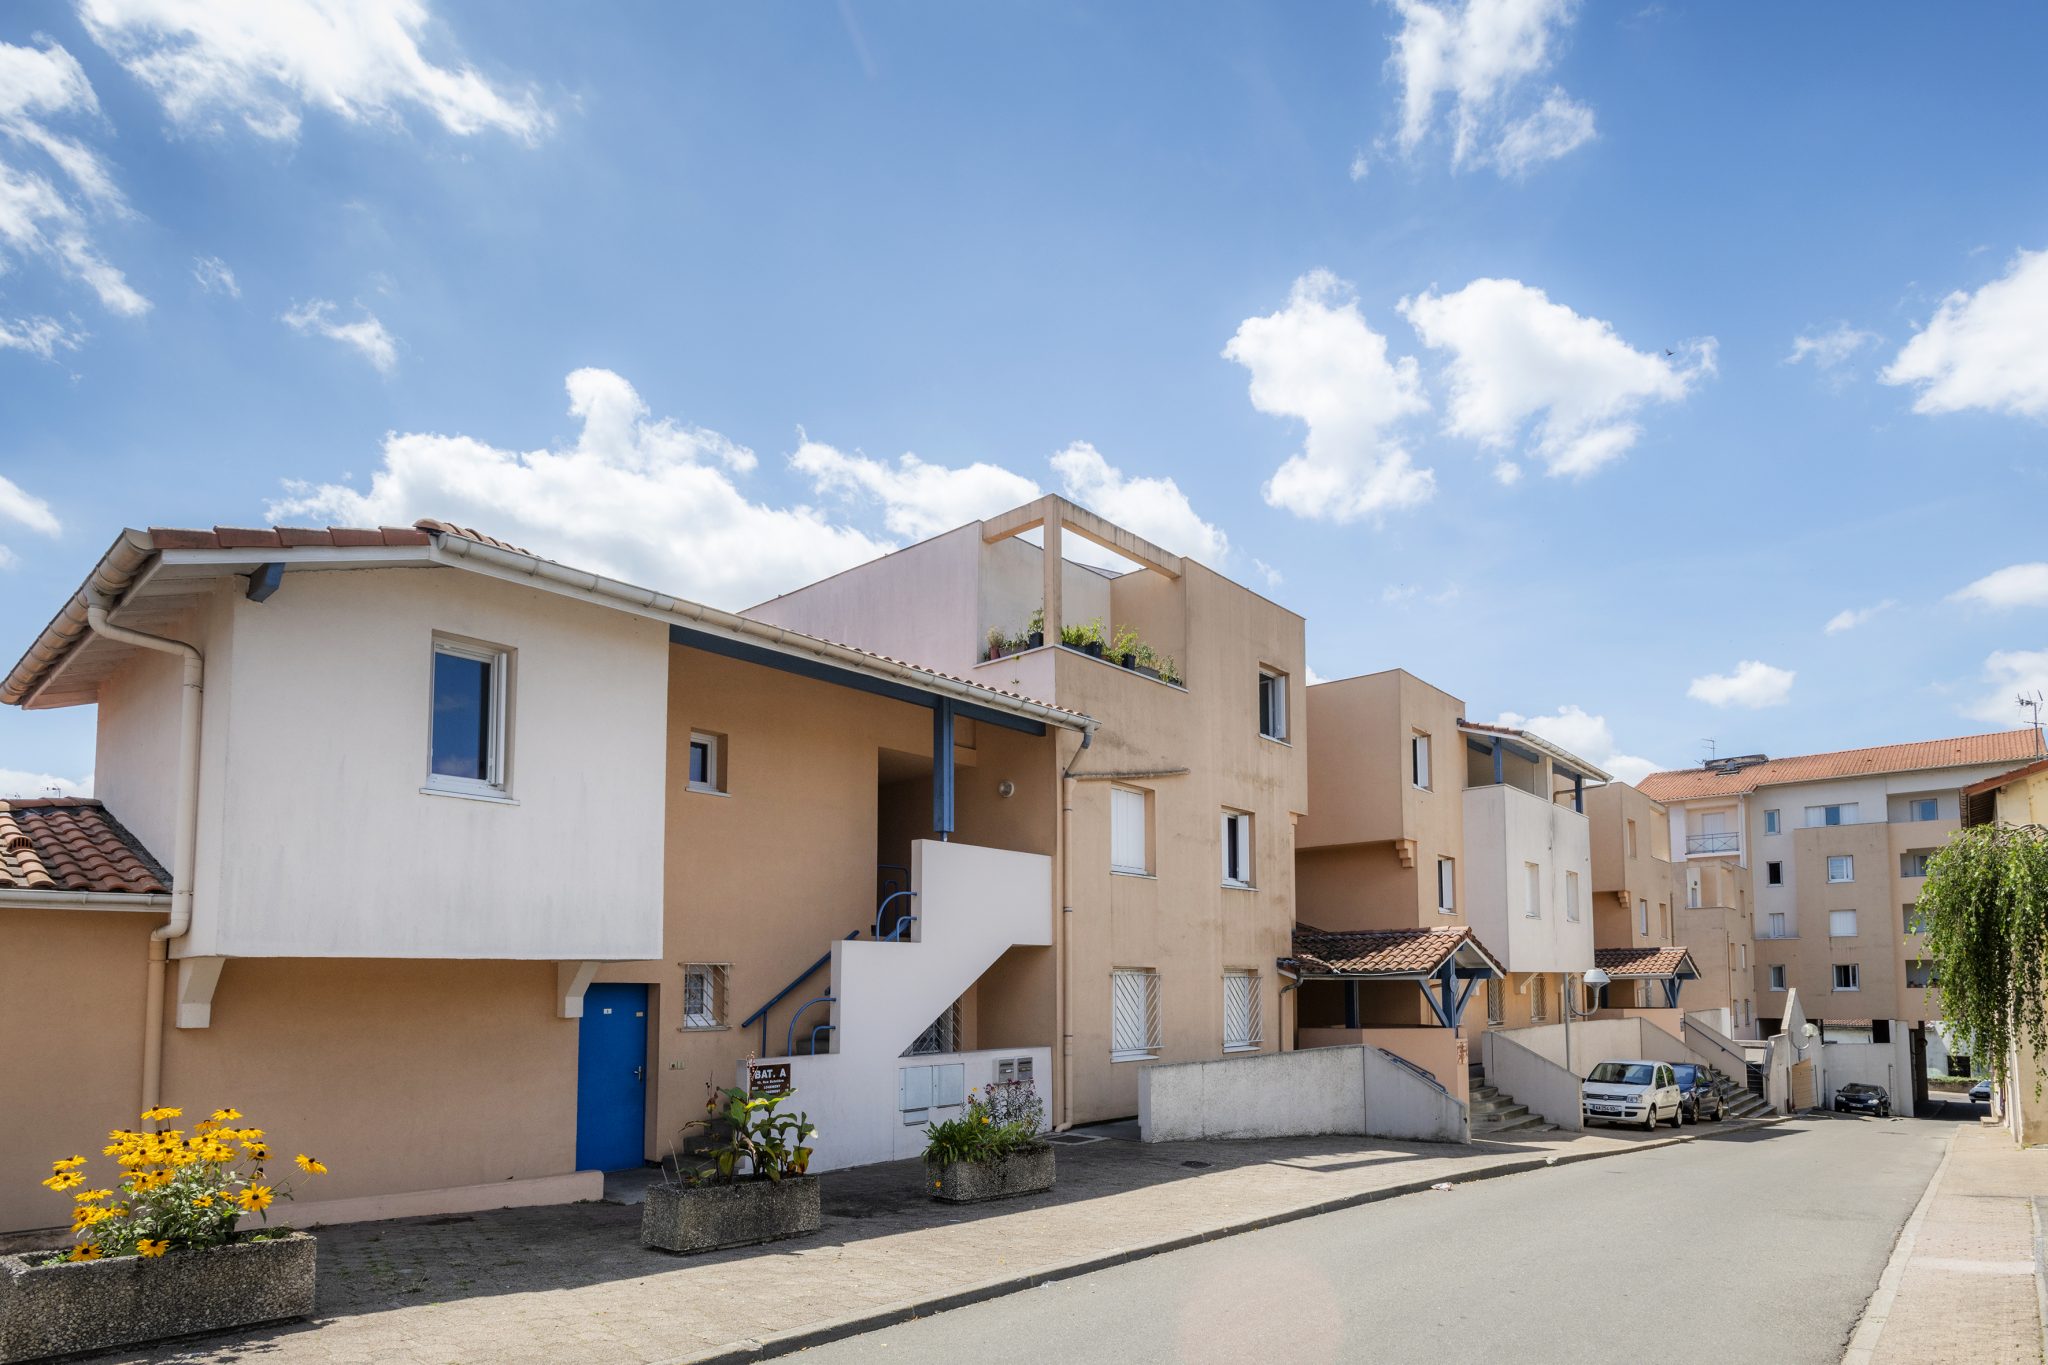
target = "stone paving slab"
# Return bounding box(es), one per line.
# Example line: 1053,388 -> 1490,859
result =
69,1120 -> 1753,1365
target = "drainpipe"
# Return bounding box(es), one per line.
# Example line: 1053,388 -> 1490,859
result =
85,591 -> 202,1112
1054,730 -> 1091,1131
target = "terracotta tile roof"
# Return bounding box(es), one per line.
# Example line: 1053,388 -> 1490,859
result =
1595,946 -> 1697,979
1285,925 -> 1502,977
1963,755 -> 2048,798
147,524 -> 433,550
1637,729 -> 2047,802
0,798 -> 169,895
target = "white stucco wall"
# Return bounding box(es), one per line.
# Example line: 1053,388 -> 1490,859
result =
1463,783 -> 1595,973
744,528 -> 984,679
175,566 -> 669,959
95,630 -> 194,864
1822,1039 -> 1911,1099
1137,1044 -> 1467,1144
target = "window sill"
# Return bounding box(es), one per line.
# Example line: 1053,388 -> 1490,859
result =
681,1023 -> 730,1032
1110,1051 -> 1158,1063
1259,733 -> 1291,747
1221,881 -> 1257,892
1224,1044 -> 1261,1054
1437,907 -> 1456,915
419,785 -> 518,806
1111,868 -> 1157,880
687,784 -> 730,798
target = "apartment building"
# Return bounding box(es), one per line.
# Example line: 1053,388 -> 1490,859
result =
745,495 -> 1308,1126
1639,729 -> 2045,1100
1289,671 -> 1600,1098
0,520 -> 1086,1233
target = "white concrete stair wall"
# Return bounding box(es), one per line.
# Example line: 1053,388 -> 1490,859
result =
1138,1045 -> 1469,1144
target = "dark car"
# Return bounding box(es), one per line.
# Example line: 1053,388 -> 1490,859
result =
1835,1082 -> 1892,1117
1970,1079 -> 1992,1103
1672,1063 -> 1723,1123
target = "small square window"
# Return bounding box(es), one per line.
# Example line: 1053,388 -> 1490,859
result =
1221,810 -> 1254,888
1768,964 -> 1786,992
682,964 -> 728,1029
1829,909 -> 1858,939
1767,911 -> 1786,938
1904,902 -> 1921,934
1412,732 -> 1432,790
1901,850 -> 1932,878
428,638 -> 510,796
1111,785 -> 1152,875
688,731 -> 726,794
1833,963 -> 1860,992
1907,797 -> 1938,822
1766,861 -> 1783,886
1764,809 -> 1781,835
1827,855 -> 1854,884
1258,669 -> 1288,742
1437,857 -> 1456,913
1906,960 -> 1936,989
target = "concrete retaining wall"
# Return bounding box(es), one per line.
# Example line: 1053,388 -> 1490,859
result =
1138,1045 -> 1466,1144
1481,1030 -> 1582,1132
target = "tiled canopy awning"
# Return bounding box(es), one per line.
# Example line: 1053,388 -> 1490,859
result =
1594,945 -> 1701,980
0,798 -> 169,895
1282,925 -> 1504,980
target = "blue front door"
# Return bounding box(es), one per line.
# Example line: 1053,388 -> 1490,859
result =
576,983 -> 649,1172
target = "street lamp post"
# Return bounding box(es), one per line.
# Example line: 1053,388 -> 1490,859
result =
1563,966 -> 1613,1090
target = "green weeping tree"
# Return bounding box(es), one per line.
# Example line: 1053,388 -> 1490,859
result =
1917,822 -> 2048,1091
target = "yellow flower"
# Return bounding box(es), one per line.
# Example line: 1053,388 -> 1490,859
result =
136,1239 -> 170,1258
236,1185 -> 273,1213
51,1155 -> 88,1172
209,1108 -> 243,1123
193,1193 -> 215,1209
67,1245 -> 103,1262
242,1142 -> 270,1162
72,1188 -> 112,1205
294,1154 -> 327,1175
140,1106 -> 182,1123
41,1171 -> 84,1191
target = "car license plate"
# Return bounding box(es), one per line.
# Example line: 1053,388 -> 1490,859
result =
1590,1105 -> 1619,1114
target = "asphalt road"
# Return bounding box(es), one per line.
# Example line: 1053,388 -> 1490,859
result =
780,1110 -> 1964,1365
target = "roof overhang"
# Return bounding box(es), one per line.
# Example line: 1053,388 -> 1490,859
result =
1594,947 -> 1702,981
1285,928 -> 1507,982
1457,721 -> 1612,784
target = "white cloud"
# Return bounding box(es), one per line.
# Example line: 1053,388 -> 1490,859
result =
1882,246 -> 2048,420
1399,277 -> 1709,480
1049,441 -> 1229,565
268,367 -> 895,610
1963,648 -> 2048,727
0,38 -> 148,317
0,767 -> 92,798
1348,150 -> 1371,181
792,439 -> 1039,542
1252,558 -> 1283,589
0,474 -> 62,539
1223,270 -> 1435,523
0,314 -> 85,359
1496,704 -> 1658,784
1687,660 -> 1794,709
1388,0 -> 1594,175
192,254 -> 240,297
282,298 -> 397,373
77,0 -> 551,144
1381,581 -> 1459,607
1824,600 -> 1894,634
1787,323 -> 1878,370
1951,563 -> 2048,611
1306,664 -> 1328,686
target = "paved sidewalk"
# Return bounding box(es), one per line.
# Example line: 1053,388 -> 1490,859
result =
82,1120 -> 1754,1365
1850,1119 -> 2048,1364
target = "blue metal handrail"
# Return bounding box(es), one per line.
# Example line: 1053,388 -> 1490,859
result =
743,930 -> 859,1056
809,1023 -> 834,1055
1376,1048 -> 1449,1097
785,994 -> 835,1058
874,889 -> 919,940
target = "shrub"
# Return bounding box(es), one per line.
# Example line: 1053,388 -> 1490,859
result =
922,1080 -> 1047,1169
678,1086 -> 817,1185
37,1106 -> 327,1263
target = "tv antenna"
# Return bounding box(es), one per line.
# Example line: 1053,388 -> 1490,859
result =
1702,738 -> 1717,763
2021,691 -> 2045,746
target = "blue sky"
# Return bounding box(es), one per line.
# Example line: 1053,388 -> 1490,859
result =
3,0 -> 2047,794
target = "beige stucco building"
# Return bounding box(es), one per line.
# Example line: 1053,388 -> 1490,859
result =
745,496 -> 1308,1126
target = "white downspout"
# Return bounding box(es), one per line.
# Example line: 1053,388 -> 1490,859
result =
85,590 -> 202,1112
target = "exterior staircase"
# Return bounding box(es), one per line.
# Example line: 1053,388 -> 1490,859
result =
1709,1065 -> 1772,1120
1468,1062 -> 1559,1138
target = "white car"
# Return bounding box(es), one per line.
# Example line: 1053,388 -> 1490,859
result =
1583,1059 -> 1684,1131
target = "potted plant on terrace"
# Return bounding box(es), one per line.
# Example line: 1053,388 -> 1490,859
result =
1111,624 -> 1140,670
1025,607 -> 1045,649
922,1079 -> 1054,1204
0,1106 -> 324,1363
642,1085 -> 820,1254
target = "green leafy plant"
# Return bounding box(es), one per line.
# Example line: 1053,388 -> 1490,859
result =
1917,822 -> 2048,1095
1157,654 -> 1183,686
1025,606 -> 1044,639
679,1085 -> 818,1185
1109,624 -> 1140,660
985,627 -> 1007,660
922,1080 -> 1046,1171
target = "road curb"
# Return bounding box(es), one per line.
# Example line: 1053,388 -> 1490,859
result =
668,1133 -> 1719,1364
1841,1125 -> 1957,1364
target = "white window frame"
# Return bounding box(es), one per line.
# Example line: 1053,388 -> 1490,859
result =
1901,850 -> 1932,878
1110,785 -> 1151,876
1827,855 -> 1854,884
1221,810 -> 1254,889
1766,860 -> 1783,886
1525,862 -> 1542,919
1257,669 -> 1289,742
1437,856 -> 1456,913
1905,797 -> 1939,822
425,637 -> 510,799
1565,871 -> 1580,923
1807,803 -> 1858,827
1829,909 -> 1858,939
1767,911 -> 1786,939
682,963 -> 728,1029
1764,808 -> 1781,835
1412,732 -> 1432,790
1223,969 -> 1262,1052
1638,897 -> 1649,936
687,731 -> 724,795
1768,964 -> 1786,992
1833,963 -> 1860,992
1111,968 -> 1161,1061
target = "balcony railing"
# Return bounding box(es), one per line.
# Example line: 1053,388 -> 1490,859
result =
1686,832 -> 1741,854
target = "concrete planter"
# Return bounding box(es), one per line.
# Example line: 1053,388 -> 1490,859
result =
641,1178 -> 821,1254
930,1146 -> 1056,1203
0,1232 -> 315,1363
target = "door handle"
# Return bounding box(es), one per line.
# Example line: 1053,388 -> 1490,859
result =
634,1066 -> 645,1082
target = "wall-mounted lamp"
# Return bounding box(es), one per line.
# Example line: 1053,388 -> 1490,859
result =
997,780 -> 1016,799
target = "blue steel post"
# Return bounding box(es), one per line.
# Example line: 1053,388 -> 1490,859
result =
932,698 -> 955,840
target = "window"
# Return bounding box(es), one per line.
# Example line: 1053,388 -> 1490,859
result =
1257,669 -> 1288,741
1436,857 -> 1456,913
1766,861 -> 1783,886
1904,902 -> 1921,934
428,638 -> 509,796
1529,977 -> 1549,1022
1110,786 -> 1151,875
1525,863 -> 1542,918
906,1001 -> 962,1056
1486,979 -> 1505,1025
1767,912 -> 1786,938
1827,855 -> 1854,883
1806,803 -> 1858,827
1111,969 -> 1161,1060
1900,850 -> 1933,878
1658,901 -> 1669,938
1904,797 -> 1939,822
1829,909 -> 1858,938
1906,960 -> 1936,989
1764,808 -> 1781,835
1221,811 -> 1254,888
1638,897 -> 1648,935
682,964 -> 728,1029
1687,877 -> 1701,909
1769,965 -> 1786,992
1738,944 -> 1747,970
1412,732 -> 1432,790
1223,970 -> 1261,1052
1833,963 -> 1860,992
687,731 -> 725,794
1627,819 -> 1639,859
1566,872 -> 1581,923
